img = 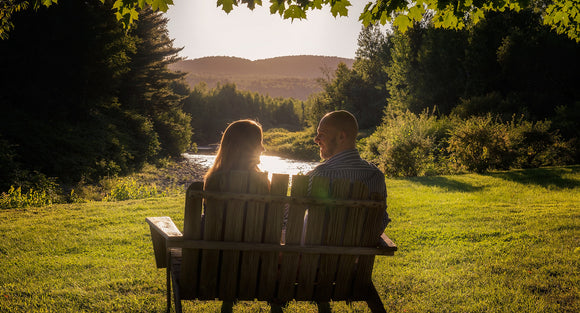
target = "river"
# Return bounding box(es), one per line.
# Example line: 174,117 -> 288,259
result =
183,153 -> 319,180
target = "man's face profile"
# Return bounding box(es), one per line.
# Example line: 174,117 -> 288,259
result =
315,118 -> 341,160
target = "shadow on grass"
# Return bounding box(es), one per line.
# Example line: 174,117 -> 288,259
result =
486,166 -> 580,189
405,176 -> 484,192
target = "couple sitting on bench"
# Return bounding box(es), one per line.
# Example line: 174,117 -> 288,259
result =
146,110 -> 396,313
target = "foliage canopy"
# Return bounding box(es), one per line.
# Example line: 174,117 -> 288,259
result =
2,0 -> 578,42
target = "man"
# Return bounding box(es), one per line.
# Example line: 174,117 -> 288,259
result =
305,110 -> 390,313
308,110 -> 390,229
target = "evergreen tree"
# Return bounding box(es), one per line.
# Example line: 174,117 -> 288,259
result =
119,7 -> 192,158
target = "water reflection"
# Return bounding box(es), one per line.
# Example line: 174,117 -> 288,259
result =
183,153 -> 319,180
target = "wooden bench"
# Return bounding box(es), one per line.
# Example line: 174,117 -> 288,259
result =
146,171 -> 397,313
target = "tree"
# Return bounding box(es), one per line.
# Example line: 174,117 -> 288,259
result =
118,7 -> 193,158
0,0 -> 156,183
312,24 -> 391,129
3,0 -> 579,43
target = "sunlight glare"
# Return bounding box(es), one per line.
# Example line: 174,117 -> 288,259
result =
183,153 -> 318,181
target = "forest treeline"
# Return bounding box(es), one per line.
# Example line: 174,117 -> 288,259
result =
0,1 -> 579,207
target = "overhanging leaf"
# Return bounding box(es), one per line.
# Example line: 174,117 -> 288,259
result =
393,14 -> 411,31
218,0 -> 237,13
330,0 -> 350,17
283,5 -> 306,20
408,5 -> 424,22
269,0 -> 285,16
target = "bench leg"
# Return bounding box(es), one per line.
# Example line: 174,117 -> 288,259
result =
316,301 -> 331,313
166,255 -> 171,313
221,301 -> 234,313
167,250 -> 183,313
172,273 -> 183,313
269,302 -> 284,313
366,284 -> 386,313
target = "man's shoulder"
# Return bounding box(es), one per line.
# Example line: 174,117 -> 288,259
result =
309,151 -> 383,176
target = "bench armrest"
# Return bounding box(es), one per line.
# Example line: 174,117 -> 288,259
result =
146,217 -> 183,268
378,233 -> 397,253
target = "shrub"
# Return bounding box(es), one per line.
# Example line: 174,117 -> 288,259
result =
362,110 -> 454,177
508,118 -> 574,168
263,128 -> 320,161
102,178 -> 166,201
1,186 -> 53,209
0,172 -> 62,209
447,114 -> 514,173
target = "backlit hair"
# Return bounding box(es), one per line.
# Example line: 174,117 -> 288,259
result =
204,119 -> 263,183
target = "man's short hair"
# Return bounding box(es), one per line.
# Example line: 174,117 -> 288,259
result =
322,110 -> 358,141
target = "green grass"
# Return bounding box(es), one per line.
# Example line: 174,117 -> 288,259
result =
1,166 -> 578,312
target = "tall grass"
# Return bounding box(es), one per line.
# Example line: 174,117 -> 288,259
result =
0,166 -> 578,312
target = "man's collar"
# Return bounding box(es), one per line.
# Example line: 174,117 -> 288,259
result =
324,149 -> 359,163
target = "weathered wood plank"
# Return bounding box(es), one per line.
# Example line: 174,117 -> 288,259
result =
257,174 -> 289,300
179,182 -> 204,299
198,174 -> 228,299
146,216 -> 182,268
238,172 -> 269,300
172,239 -> 395,255
277,175 -> 309,301
334,181 -> 369,299
187,190 -> 383,209
295,176 -> 329,300
354,192 -> 386,298
219,171 -> 248,300
315,178 -> 350,301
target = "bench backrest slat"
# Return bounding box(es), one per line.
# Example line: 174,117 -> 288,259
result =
295,176 -> 330,300
197,173 -> 227,298
219,171 -> 249,300
257,173 -> 289,299
333,181 -> 370,298
354,192 -> 385,297
277,174 -> 309,301
315,178 -> 351,301
180,181 -> 204,298
238,172 -> 269,299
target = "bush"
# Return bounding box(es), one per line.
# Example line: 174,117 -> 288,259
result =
1,186 -> 53,209
447,114 -> 514,173
0,172 -> 63,209
508,118 -> 574,168
362,111 -> 454,177
263,128 -> 320,161
102,177 -> 166,201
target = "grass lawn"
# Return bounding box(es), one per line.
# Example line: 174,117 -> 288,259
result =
1,166 -> 578,312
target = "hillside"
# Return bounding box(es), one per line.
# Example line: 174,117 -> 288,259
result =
169,55 -> 355,100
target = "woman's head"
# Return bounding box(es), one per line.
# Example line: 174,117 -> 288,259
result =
204,119 -> 264,181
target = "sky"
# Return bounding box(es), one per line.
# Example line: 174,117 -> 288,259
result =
165,0 -> 368,61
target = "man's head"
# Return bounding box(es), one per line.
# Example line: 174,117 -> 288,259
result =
314,110 -> 358,160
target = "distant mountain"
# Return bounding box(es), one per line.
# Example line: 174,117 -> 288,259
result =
169,55 -> 355,101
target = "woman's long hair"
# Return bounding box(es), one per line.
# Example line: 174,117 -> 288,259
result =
204,119 -> 264,184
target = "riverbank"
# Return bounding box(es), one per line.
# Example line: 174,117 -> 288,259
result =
134,157 -> 208,190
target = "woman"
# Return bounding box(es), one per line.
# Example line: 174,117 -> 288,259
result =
203,119 -> 267,313
204,119 -> 266,189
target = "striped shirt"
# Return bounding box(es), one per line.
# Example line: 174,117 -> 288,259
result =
308,149 -> 390,229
